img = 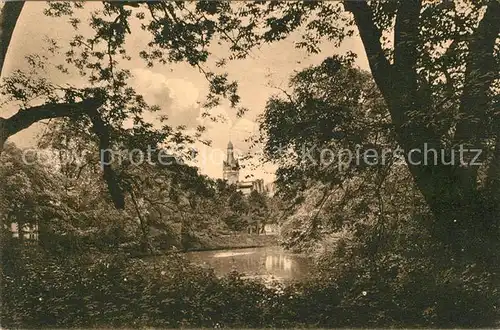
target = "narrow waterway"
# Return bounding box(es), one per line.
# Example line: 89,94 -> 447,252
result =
183,246 -> 312,284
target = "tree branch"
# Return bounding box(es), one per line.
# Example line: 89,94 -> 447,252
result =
451,0 -> 500,187
2,100 -> 93,137
87,106 -> 126,210
344,0 -> 394,104
455,0 -> 500,146
0,97 -> 126,210
394,0 -> 422,73
0,99 -> 95,152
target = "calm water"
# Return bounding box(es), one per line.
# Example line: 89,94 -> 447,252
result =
184,246 -> 312,284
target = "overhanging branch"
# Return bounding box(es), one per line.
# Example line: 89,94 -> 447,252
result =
0,97 -> 126,210
0,99 -> 96,151
2,99 -> 94,137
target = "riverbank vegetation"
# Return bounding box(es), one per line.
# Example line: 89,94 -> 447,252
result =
1,1 -> 499,328
2,237 -> 496,328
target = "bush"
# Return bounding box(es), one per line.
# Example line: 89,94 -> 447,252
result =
307,215 -> 500,328
2,241 -> 498,328
1,246 -> 279,328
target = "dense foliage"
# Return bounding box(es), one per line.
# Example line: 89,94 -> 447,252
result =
259,56 -> 499,326
2,240 -> 497,328
1,0 -> 499,328
0,143 -> 271,254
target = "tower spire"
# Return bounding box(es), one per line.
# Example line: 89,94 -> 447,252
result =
223,137 -> 239,184
226,140 -> 234,162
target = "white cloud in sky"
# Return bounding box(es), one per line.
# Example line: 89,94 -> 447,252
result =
127,68 -> 202,130
165,78 -> 200,109
130,68 -> 200,111
129,69 -> 262,180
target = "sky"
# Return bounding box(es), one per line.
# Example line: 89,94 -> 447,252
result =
1,2 -> 369,183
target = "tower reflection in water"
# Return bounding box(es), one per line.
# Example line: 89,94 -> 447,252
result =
265,254 -> 292,272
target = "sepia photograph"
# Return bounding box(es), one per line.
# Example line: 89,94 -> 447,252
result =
0,0 -> 499,328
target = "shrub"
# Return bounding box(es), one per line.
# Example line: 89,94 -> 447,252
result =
2,241 -> 498,328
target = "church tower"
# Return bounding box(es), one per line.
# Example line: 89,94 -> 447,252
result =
223,141 -> 239,185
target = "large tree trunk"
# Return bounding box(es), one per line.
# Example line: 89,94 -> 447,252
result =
345,0 -> 500,261
0,1 -> 24,152
0,1 -> 24,76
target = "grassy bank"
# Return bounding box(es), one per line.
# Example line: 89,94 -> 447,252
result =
187,233 -> 278,252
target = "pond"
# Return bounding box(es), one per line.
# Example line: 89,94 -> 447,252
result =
184,246 -> 312,284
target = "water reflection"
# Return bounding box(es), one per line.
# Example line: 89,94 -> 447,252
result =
184,246 -> 311,282
265,254 -> 292,272
213,251 -> 254,258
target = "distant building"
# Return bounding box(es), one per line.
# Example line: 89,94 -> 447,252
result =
263,223 -> 279,235
265,182 -> 276,197
10,223 -> 39,241
238,179 -> 265,195
222,141 -> 265,195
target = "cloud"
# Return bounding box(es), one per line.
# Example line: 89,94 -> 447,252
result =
164,78 -> 200,109
130,68 -> 201,128
129,68 -> 273,182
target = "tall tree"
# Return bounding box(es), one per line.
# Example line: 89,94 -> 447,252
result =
342,0 -> 500,258
252,0 -> 499,260
260,57 -> 404,249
